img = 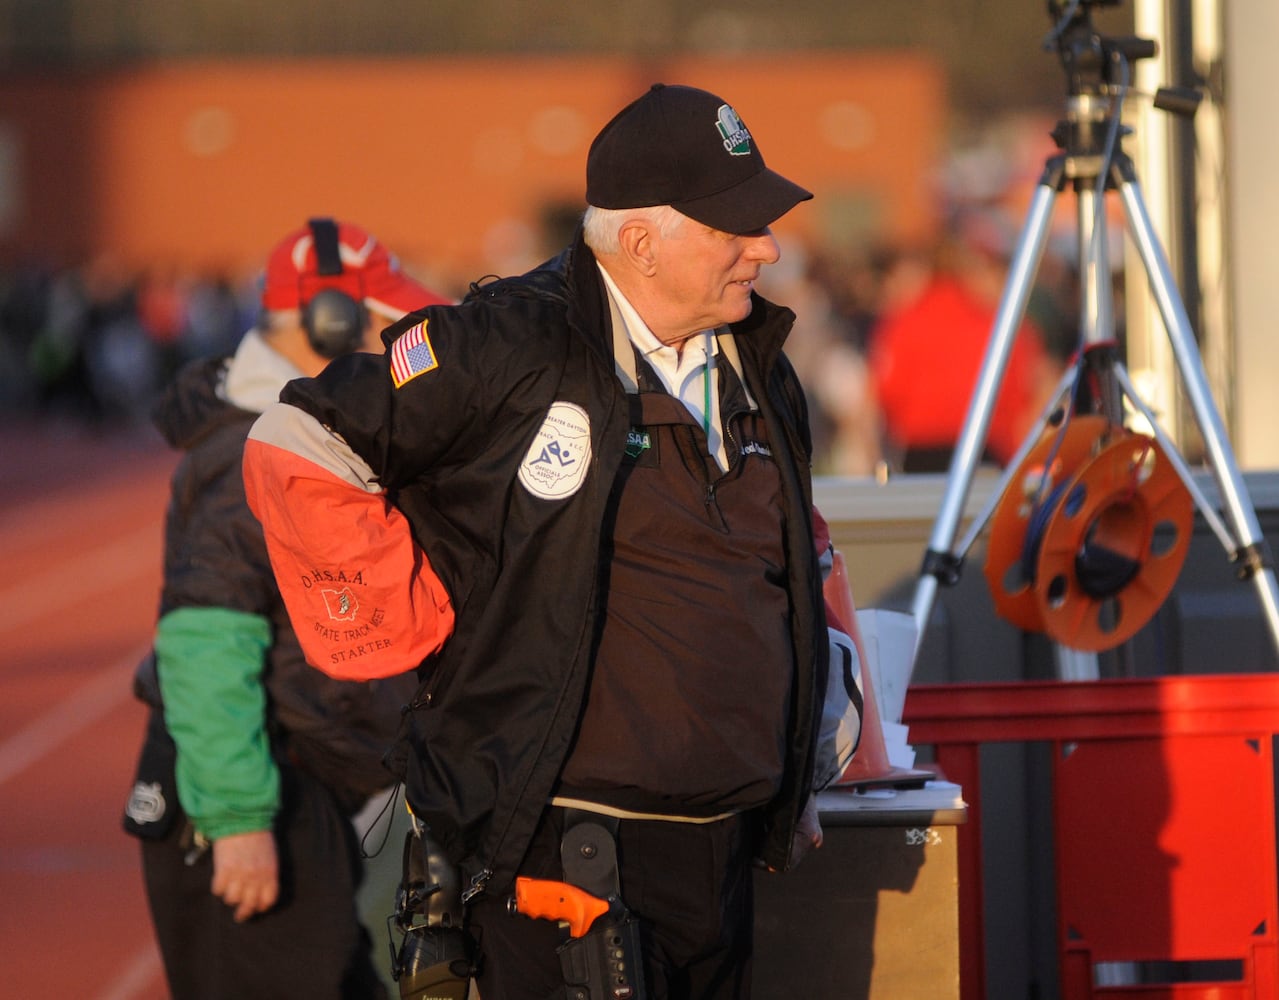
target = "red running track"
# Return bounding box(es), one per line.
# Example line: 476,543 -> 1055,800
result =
1,420 -> 177,999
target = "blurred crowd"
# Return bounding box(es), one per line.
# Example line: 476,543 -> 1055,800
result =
0,255 -> 258,431
760,209 -> 1080,477
1,209 -> 1082,477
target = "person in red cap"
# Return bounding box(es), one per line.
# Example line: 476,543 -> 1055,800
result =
122,218 -> 449,1000
261,217 -> 445,328
243,86 -> 851,1000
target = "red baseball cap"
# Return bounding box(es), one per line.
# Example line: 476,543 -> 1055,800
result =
261,218 -> 449,318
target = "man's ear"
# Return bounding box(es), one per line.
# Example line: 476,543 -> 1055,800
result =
617,220 -> 659,277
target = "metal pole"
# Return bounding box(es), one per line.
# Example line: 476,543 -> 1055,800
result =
1115,160 -> 1279,654
909,172 -> 1061,665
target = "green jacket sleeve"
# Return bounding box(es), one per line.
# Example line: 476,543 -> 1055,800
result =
154,605 -> 279,840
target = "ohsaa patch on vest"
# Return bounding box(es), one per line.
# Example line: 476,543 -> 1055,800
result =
623,426 -> 660,468
518,401 -> 592,500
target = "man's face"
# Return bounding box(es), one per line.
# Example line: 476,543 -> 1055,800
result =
652,217 -> 781,343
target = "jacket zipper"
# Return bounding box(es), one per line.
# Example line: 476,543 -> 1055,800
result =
462,868 -> 493,904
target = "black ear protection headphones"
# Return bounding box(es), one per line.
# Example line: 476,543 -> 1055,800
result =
300,217 -> 369,359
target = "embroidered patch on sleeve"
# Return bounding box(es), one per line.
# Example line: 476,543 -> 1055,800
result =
390,320 -> 439,388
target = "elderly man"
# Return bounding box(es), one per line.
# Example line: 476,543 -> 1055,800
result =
244,86 -> 839,1000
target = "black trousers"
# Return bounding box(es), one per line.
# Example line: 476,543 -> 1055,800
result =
470,807 -> 761,1000
140,763 -> 386,1000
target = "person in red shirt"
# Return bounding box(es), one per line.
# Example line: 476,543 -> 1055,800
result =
869,208 -> 1058,473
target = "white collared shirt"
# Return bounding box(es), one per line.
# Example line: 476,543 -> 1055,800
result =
597,264 -> 728,471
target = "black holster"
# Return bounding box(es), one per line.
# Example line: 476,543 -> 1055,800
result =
557,812 -> 647,1000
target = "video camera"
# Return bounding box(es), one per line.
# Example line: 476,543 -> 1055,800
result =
1045,0 -> 1156,98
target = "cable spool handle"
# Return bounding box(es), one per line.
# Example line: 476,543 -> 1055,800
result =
985,415 -> 1114,633
1034,430 -> 1193,651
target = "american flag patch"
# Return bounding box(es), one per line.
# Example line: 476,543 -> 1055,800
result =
390,320 -> 439,387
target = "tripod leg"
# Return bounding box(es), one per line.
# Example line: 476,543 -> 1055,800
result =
910,170 -> 1063,665
954,361 -> 1079,559
1114,158 -> 1279,656
1113,361 -> 1238,552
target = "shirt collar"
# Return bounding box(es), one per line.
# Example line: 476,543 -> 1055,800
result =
596,263 -> 719,385
221,329 -> 307,413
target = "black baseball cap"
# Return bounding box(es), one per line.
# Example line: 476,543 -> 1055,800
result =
585,83 -> 813,235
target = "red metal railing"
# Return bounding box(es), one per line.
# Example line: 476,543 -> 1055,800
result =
904,674 -> 1279,1000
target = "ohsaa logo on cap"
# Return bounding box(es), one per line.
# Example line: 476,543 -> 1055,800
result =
716,105 -> 752,156
518,402 -> 592,500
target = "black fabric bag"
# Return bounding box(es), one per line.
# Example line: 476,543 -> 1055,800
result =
122,707 -> 180,840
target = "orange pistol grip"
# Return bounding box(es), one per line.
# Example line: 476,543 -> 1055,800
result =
513,876 -> 609,938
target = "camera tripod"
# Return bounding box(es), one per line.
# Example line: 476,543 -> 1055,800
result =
907,0 -> 1279,675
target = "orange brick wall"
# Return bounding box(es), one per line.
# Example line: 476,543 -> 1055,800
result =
0,53 -> 945,291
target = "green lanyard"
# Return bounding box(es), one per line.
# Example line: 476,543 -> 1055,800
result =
703,330 -> 713,438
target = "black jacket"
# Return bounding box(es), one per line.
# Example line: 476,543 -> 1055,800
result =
279,230 -> 828,896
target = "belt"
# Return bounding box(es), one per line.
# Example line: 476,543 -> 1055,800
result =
550,795 -> 739,826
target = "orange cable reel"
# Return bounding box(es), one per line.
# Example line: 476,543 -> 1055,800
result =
1033,428 -> 1193,651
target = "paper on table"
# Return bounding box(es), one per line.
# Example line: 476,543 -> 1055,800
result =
853,607 -> 919,725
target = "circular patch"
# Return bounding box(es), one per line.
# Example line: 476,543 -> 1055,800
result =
518,401 -> 592,500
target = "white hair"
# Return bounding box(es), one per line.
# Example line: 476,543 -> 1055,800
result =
582,204 -> 687,254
